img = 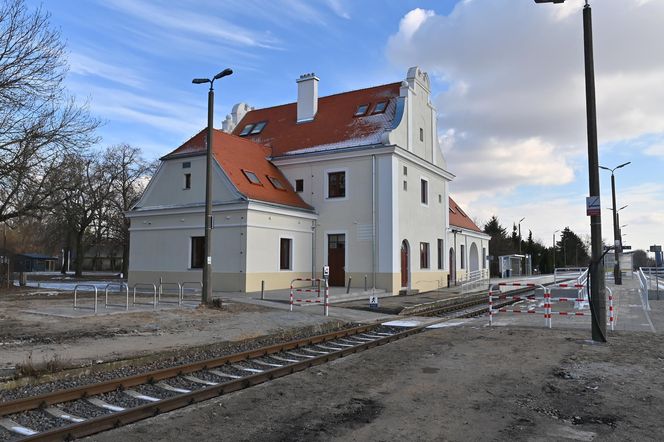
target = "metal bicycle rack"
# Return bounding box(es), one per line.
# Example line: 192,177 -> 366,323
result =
180,281 -> 202,304
104,282 -> 129,310
158,282 -> 182,305
73,284 -> 99,313
132,283 -> 157,309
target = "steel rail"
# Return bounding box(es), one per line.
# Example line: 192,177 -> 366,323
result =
0,324 -> 378,417
16,325 -> 424,441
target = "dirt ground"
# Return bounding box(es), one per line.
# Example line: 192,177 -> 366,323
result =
89,322 -> 664,442
0,290 -> 336,378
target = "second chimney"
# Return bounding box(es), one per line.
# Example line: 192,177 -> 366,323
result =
296,73 -> 319,123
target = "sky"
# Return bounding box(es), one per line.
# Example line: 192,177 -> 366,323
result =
29,0 -> 664,254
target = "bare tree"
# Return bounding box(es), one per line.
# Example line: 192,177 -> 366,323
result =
0,0 -> 99,223
103,144 -> 155,276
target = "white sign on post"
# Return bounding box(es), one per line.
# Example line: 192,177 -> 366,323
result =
369,295 -> 379,309
586,196 -> 600,216
323,266 -> 330,277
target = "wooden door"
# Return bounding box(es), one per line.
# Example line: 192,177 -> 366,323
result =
328,234 -> 345,286
401,240 -> 409,288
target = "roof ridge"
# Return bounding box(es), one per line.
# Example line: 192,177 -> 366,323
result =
244,81 -> 402,114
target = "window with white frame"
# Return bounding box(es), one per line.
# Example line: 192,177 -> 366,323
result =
280,238 -> 292,270
460,244 -> 465,269
437,239 -> 444,270
420,242 -> 430,269
420,179 -> 428,205
327,170 -> 346,199
191,237 -> 204,269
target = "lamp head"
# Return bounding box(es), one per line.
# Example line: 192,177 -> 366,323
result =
534,0 -> 565,3
192,78 -> 210,84
616,161 -> 631,170
214,68 -> 233,80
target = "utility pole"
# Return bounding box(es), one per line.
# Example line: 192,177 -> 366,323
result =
583,2 -> 606,342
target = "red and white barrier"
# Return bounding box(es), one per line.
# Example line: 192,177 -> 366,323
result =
290,278 -> 329,316
490,280 -> 615,330
489,282 -> 551,328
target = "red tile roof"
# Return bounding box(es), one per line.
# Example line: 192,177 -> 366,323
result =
449,197 -> 482,232
232,82 -> 402,156
163,129 -> 312,211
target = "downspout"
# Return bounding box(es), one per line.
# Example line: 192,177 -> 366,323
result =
311,219 -> 316,280
372,154 -> 376,289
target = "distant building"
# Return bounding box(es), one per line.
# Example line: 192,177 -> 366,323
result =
14,253 -> 58,272
127,67 -> 489,293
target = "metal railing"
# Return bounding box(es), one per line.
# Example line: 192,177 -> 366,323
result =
180,281 -> 202,304
104,282 -> 129,310
554,267 -> 587,283
638,267 -> 663,310
73,284 -> 99,313
132,283 -> 157,309
461,269 -> 490,294
158,282 -> 182,305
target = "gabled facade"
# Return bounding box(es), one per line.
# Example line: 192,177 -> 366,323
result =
127,67 -> 489,293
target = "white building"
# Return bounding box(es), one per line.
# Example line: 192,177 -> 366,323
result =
127,67 -> 490,294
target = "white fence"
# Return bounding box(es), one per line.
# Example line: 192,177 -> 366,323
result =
460,269 -> 490,294
638,267 -> 664,310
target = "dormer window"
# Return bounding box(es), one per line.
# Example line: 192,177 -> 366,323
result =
354,104 -> 369,116
250,121 -> 267,134
267,176 -> 285,190
242,169 -> 262,185
372,101 -> 387,114
239,124 -> 254,136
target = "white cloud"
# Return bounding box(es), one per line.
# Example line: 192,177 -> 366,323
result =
387,0 -> 664,197
644,143 -> 664,157
69,52 -> 145,89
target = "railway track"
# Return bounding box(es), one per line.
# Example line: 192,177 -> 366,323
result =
0,323 -> 427,441
0,281 -> 564,441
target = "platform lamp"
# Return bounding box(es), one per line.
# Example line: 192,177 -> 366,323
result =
534,0 -> 606,342
192,68 -> 233,305
552,229 -> 560,273
600,162 -> 630,285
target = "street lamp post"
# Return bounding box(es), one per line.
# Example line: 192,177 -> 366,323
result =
518,217 -> 525,254
534,0 -> 606,342
192,68 -> 233,305
552,229 -> 560,273
600,162 -> 630,285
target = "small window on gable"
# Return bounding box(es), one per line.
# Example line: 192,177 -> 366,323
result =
419,127 -> 424,142
182,161 -> 191,169
250,121 -> 267,134
267,176 -> 285,190
438,194 -> 442,203
372,101 -> 387,114
403,166 -> 407,176
295,179 -> 304,192
184,173 -> 191,189
242,169 -> 262,185
354,104 -> 369,116
239,124 -> 254,136
403,180 -> 407,191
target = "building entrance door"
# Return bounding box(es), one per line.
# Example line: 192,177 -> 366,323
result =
449,248 -> 456,286
327,234 -> 345,286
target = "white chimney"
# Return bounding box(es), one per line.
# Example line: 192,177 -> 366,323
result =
296,73 -> 319,123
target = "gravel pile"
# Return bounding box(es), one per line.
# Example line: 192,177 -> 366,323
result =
58,399 -> 111,419
160,377 -> 205,392
0,426 -> 18,442
95,391 -> 146,410
0,322 -> 356,403
9,410 -> 62,433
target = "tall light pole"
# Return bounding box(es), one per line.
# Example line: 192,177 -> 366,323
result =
534,0 -> 606,342
600,162 -> 630,285
192,68 -> 233,305
518,217 -> 525,254
552,229 -> 560,273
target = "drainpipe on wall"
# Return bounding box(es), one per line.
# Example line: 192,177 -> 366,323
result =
372,155 -> 376,290
311,219 -> 316,280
